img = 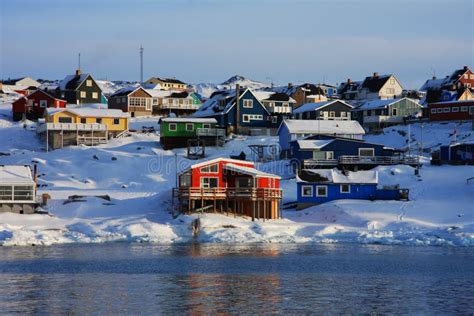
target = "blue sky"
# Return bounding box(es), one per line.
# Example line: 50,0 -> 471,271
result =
0,0 -> 472,88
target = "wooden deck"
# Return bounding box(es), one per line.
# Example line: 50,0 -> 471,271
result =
304,155 -> 420,168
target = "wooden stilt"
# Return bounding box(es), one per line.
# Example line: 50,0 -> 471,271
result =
252,200 -> 255,221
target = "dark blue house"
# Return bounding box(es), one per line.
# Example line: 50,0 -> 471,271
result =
289,135 -> 418,170
431,142 -> 474,165
296,168 -> 408,209
192,88 -> 280,135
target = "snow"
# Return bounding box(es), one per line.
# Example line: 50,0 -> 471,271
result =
224,163 -> 281,179
281,119 -> 366,135
0,165 -> 34,185
298,169 -> 378,184
160,117 -> 216,123
0,98 -> 473,247
293,100 -> 343,114
192,75 -> 270,99
46,107 -> 130,118
296,139 -> 334,150
355,97 -> 421,110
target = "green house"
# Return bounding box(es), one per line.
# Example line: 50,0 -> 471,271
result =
160,117 -> 225,149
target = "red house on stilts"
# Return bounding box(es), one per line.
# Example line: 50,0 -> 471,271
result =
173,158 -> 282,220
12,90 -> 67,121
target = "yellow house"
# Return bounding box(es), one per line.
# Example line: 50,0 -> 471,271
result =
45,108 -> 129,132
38,107 -> 130,150
144,77 -> 186,90
457,88 -> 474,101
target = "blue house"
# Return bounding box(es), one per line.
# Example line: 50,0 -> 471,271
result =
431,142 -> 474,165
289,135 -> 416,170
296,168 -> 408,209
192,87 -> 280,135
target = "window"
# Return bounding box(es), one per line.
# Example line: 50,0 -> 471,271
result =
185,123 -> 194,132
200,164 -> 218,173
323,111 -> 328,117
122,97 -> 126,103
86,80 -> 92,87
316,185 -> 328,197
200,177 -> 218,188
39,100 -> 47,108
359,148 -> 375,157
431,108 -> 437,114
436,108 -> 444,113
58,117 -> 72,123
179,173 -> 191,187
13,185 -> 34,201
129,97 -> 148,108
80,118 -> 87,124
452,107 -> 459,113
390,78 -> 395,85
271,116 -> 278,124
92,92 -> 98,99
443,108 -> 450,113
236,177 -> 253,188
326,151 -> 334,160
341,112 -> 346,117
470,107 -> 474,115
202,123 -> 211,129
243,115 -> 250,122
301,185 -> 313,197
80,91 -> 86,98
169,123 -> 177,131
113,118 -> 120,125
392,108 -> 397,116
0,186 -> 12,201
243,99 -> 253,108
461,106 -> 468,112
96,118 -> 102,124
386,88 -> 395,94
340,184 -> 350,193
329,111 -> 335,118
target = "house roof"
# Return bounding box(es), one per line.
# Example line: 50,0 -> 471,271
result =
355,97 -> 422,111
293,100 -> 353,114
279,119 -> 365,135
46,107 -> 130,118
58,73 -> 92,90
253,91 -> 296,103
419,78 -> 447,91
297,168 -> 378,184
109,85 -> 142,97
223,163 -> 281,179
178,158 -> 254,175
295,139 -> 334,150
148,77 -> 186,85
360,74 -> 392,92
0,165 -> 34,185
160,117 -> 217,124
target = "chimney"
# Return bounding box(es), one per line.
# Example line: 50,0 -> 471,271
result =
75,69 -> 81,76
347,78 -> 352,84
373,72 -> 379,78
288,82 -> 293,89
463,66 -> 468,70
235,84 -> 240,132
432,76 -> 437,80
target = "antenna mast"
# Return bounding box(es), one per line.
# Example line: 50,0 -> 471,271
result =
140,45 -> 144,84
78,53 -> 81,70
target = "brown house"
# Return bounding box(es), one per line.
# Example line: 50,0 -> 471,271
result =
108,86 -> 153,117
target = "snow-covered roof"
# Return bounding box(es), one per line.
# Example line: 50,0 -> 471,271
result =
293,100 -> 352,114
160,117 -> 217,124
355,97 -> 421,110
298,169 -> 378,184
296,139 -> 334,150
419,78 -> 447,92
430,99 -> 474,105
223,163 -> 281,179
280,119 -> 365,135
110,85 -> 141,97
178,158 -> 254,175
46,107 -> 130,118
58,73 -> 91,91
0,165 -> 34,185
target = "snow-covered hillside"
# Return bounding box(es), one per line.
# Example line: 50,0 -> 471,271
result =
0,99 -> 472,246
192,75 -> 271,99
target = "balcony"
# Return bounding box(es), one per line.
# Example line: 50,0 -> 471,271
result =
173,187 -> 282,201
37,122 -> 107,133
364,115 -> 404,124
304,155 -> 419,167
160,103 -> 200,110
196,128 -> 226,137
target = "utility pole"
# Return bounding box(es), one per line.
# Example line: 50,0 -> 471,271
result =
140,45 -> 144,85
235,84 -> 240,134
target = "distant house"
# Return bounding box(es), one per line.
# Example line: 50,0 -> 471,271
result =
174,158 -> 282,219
0,77 -> 39,96
0,165 -> 38,214
277,119 -> 365,153
265,83 -> 333,108
289,135 -> 417,170
296,168 -> 408,209
193,87 -> 279,135
428,100 -> 474,122
293,100 -> 353,120
38,107 -> 129,150
12,90 -> 67,121
56,69 -> 104,105
1,77 -> 40,88
420,66 -> 474,104
253,91 -> 296,125
352,97 -> 423,129
147,89 -> 201,116
431,142 -> 474,165
338,73 -> 403,101
108,86 -> 153,117
159,117 -> 225,149
144,77 -> 187,90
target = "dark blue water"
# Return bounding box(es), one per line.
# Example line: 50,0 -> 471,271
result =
0,243 -> 472,314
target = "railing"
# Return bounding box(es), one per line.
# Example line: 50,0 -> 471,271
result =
173,187 -> 282,200
77,136 -> 108,145
304,155 -> 419,167
37,122 -> 107,133
196,128 -> 226,137
160,103 -> 200,110
364,115 -> 404,124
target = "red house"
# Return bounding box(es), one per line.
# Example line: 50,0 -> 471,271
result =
12,90 -> 67,121
174,158 -> 282,219
429,100 -> 474,122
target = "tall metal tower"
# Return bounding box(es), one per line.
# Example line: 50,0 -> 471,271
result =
140,45 -> 144,84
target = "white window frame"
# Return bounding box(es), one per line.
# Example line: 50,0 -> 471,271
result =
242,114 -> 250,122
243,99 -> 253,108
461,106 -> 468,112
92,92 -> 98,99
329,111 -> 335,118
186,123 -> 194,132
392,108 -> 397,116
169,123 -> 177,131
200,177 -> 219,188
452,107 -> 459,113
443,108 -> 450,113
271,116 -> 278,124
86,80 -> 92,87
113,118 -> 120,125
39,100 -> 47,108
316,185 -> 328,197
340,184 -> 350,194
470,106 -> 474,115
430,108 -> 437,114
326,151 -> 334,160
200,163 -> 218,173
301,185 -> 313,197
80,91 -> 86,98
359,148 -> 375,157
202,123 -> 211,129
